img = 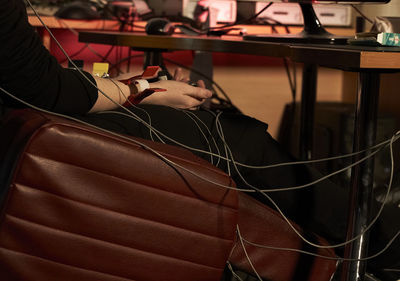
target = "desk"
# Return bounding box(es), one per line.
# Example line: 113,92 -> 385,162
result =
78,31 -> 400,69
79,31 -> 400,281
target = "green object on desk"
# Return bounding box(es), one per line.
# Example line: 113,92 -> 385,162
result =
349,32 -> 400,47
377,32 -> 400,46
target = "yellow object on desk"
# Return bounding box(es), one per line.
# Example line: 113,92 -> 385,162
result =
92,62 -> 109,77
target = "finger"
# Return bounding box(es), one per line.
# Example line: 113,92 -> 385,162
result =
196,80 -> 206,89
173,68 -> 180,80
173,68 -> 184,81
188,86 -> 212,100
180,95 -> 206,110
186,99 -> 202,110
184,82 -> 212,99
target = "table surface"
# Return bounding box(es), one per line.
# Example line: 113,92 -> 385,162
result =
79,30 -> 400,71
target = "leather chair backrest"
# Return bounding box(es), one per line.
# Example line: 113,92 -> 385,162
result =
0,109 -> 238,281
0,109 -> 338,281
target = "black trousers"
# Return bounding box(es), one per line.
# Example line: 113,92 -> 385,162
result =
78,104 -> 399,279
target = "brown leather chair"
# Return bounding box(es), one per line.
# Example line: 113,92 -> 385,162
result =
0,109 -> 337,281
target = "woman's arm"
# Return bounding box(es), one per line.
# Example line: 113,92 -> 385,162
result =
91,76 -> 211,112
0,0 -> 99,114
0,0 -> 211,114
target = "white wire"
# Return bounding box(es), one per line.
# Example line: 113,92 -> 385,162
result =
226,262 -> 245,281
25,0 -> 155,131
249,131 -> 399,250
26,4 -> 229,159
26,0 -> 400,185
234,225 -> 400,281
260,146 -> 385,192
94,105 -> 396,179
178,109 -> 223,166
2,80 -> 398,254
0,86 -> 245,192
21,0 -> 400,199
12,0 -> 400,255
383,268 -> 400,272
95,110 -> 165,143
236,225 -> 262,281
236,138 -> 393,170
178,110 -> 216,164
209,110 -> 400,251
99,77 -> 164,143
215,111 -> 232,176
3,5 -> 398,281
240,230 -> 400,262
25,0 -> 395,174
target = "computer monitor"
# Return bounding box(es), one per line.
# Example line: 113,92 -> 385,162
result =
242,0 -> 390,44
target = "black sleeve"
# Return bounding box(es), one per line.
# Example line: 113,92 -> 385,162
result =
0,0 -> 98,115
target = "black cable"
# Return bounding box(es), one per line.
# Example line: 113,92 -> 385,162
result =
54,20 -> 116,65
102,45 -> 115,63
282,58 -> 297,104
127,23 -> 133,72
351,4 -> 374,24
108,53 -> 144,72
162,57 -> 242,114
162,57 -> 232,103
256,17 -> 291,34
59,44 -> 88,64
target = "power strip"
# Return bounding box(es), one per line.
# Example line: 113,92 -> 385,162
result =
255,2 -> 352,27
184,0 -> 237,23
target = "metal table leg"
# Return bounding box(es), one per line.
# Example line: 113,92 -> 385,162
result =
143,50 -> 173,79
341,71 -> 380,281
299,63 -> 317,160
143,50 -> 164,68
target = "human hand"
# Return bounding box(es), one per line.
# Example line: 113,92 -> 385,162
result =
140,79 -> 211,109
172,68 -> 190,83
